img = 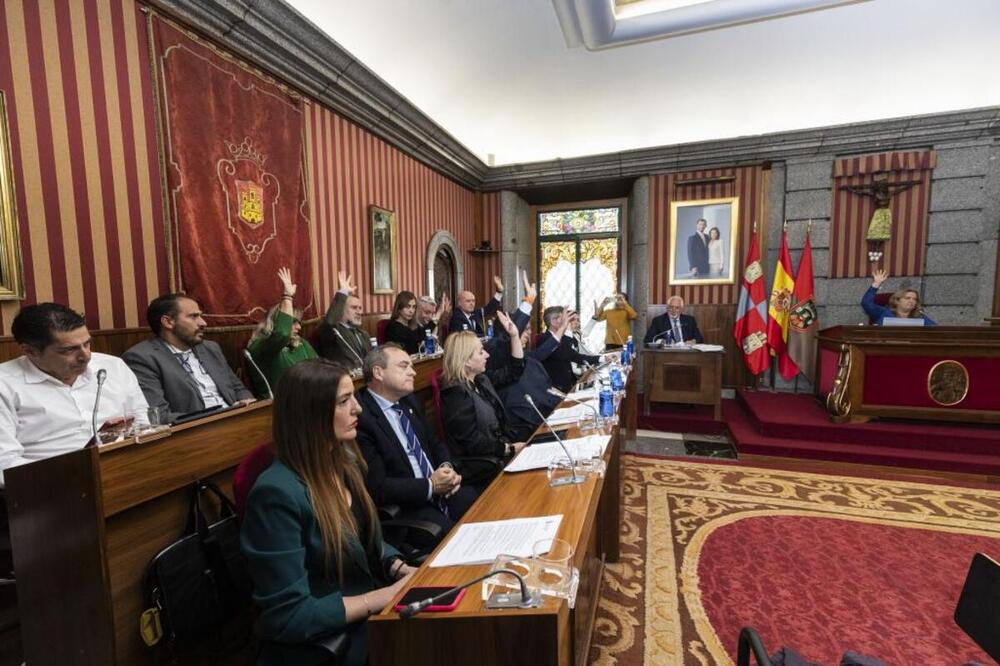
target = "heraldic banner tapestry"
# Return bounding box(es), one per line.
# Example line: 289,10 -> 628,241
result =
152,15 -> 313,323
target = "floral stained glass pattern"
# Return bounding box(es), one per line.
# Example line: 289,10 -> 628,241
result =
539,207 -> 620,236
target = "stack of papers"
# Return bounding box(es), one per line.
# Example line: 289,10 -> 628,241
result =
565,388 -> 596,402
504,434 -> 612,473
547,401 -> 599,426
429,515 -> 563,567
692,343 -> 725,352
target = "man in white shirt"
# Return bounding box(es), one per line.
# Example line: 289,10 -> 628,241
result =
123,294 -> 254,423
0,303 -> 149,486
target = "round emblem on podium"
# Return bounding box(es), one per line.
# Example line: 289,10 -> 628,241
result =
927,360 -> 969,406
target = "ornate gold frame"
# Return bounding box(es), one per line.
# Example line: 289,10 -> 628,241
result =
668,196 -> 739,286
0,92 -> 24,301
368,205 -> 397,295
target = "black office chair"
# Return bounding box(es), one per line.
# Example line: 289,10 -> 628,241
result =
955,552 -> 1000,663
737,627 -> 774,666
378,504 -> 443,565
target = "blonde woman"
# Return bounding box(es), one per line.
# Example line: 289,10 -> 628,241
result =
439,327 -> 526,490
863,268 -> 936,325
241,360 -> 415,665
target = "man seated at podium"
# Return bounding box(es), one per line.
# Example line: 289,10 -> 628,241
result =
862,268 -> 936,326
0,303 -> 149,485
644,296 -> 704,346
123,294 -> 255,423
355,344 -> 477,545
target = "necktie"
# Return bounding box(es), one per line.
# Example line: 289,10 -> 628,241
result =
391,404 -> 448,516
671,318 -> 682,344
174,351 -> 195,376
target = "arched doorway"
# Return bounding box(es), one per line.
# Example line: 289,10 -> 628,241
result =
433,246 -> 456,303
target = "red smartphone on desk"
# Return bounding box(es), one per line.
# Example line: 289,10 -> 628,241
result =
393,586 -> 466,612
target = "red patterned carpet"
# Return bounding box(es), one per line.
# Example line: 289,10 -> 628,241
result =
588,456 -> 1000,665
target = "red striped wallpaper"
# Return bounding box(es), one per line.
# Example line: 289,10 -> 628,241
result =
0,0 -> 166,333
303,102 -> 481,314
648,166 -> 769,305
830,150 -> 936,278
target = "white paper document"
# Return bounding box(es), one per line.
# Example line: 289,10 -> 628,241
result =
547,401 -> 599,425
504,435 -> 612,473
429,515 -> 564,568
565,389 -> 597,402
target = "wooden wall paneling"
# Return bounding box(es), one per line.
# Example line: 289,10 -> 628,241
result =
686,303 -> 753,387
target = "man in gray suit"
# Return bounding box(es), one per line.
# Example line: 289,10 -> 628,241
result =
123,294 -> 254,423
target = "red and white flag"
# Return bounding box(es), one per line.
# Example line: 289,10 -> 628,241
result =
788,231 -> 819,383
733,234 -> 770,375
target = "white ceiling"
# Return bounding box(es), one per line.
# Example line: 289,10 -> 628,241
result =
286,0 -> 1000,166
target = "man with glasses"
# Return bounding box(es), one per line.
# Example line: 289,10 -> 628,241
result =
644,295 -> 704,346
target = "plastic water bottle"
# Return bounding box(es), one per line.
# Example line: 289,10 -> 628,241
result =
626,335 -> 635,357
610,364 -> 624,392
462,324 -> 469,332
620,348 -> 630,366
369,337 -> 378,349
599,381 -> 615,419
486,320 -> 494,339
424,330 -> 435,355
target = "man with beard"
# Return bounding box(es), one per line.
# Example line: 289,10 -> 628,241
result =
124,293 -> 254,423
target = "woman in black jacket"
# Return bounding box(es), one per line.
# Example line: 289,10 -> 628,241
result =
439,314 -> 526,489
385,291 -> 449,354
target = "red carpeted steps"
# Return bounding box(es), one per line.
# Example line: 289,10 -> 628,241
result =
727,389 -> 1000,475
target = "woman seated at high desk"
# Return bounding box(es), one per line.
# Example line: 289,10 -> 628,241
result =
240,360 -> 416,666
862,268 -> 937,326
439,315 -> 527,490
384,291 -> 448,355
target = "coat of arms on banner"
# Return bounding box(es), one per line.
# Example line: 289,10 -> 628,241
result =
217,137 -> 279,263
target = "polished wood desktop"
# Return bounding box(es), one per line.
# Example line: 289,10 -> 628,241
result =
368,371 -> 634,666
5,356 -> 442,665
642,345 -> 723,420
817,325 -> 1000,424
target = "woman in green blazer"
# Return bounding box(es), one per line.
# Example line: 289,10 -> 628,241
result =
241,359 -> 416,665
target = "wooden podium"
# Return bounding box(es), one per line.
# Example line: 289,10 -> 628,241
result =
641,346 -> 724,420
817,325 -> 1000,424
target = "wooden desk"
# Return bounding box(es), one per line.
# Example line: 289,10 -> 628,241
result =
367,378 -> 633,666
6,356 -> 442,665
817,325 -> 1000,424
642,346 -> 723,420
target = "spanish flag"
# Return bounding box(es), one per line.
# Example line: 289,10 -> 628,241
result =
767,229 -> 799,380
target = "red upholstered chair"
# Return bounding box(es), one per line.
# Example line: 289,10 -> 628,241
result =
869,292 -> 893,324
233,441 -> 275,522
376,318 -> 389,344
429,368 -> 446,439
533,333 -> 547,349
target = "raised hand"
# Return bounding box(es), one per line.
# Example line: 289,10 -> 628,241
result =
337,270 -> 357,294
493,275 -> 504,292
522,270 -> 536,300
872,268 -> 888,288
278,267 -> 297,297
496,310 -> 518,336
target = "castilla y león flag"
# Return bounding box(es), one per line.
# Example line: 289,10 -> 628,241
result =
788,231 -> 818,383
733,234 -> 770,375
767,230 -> 799,380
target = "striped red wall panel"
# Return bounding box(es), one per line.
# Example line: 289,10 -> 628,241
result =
830,150 -> 936,278
475,192 -> 501,298
0,0 -> 167,333
303,102 -> 479,314
648,166 -> 768,305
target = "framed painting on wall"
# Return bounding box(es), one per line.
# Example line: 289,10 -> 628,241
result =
369,205 -> 397,294
0,91 -> 24,300
668,196 -> 738,286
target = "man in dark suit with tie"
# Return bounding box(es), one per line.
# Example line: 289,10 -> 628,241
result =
317,271 -> 370,369
123,294 -> 255,423
644,295 -> 704,346
498,326 -> 566,442
540,306 -> 601,393
686,218 -> 711,277
356,344 -> 477,544
448,275 -> 504,335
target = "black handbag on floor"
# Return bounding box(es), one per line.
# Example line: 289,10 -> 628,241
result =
141,480 -> 253,656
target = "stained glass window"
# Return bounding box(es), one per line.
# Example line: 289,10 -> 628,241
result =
539,207 -> 619,237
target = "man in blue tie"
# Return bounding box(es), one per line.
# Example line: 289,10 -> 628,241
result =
643,295 -> 705,346
355,344 -> 477,545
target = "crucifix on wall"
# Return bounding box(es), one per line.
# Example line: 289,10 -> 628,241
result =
839,172 -> 922,262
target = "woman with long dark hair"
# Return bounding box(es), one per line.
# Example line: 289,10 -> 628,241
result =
241,359 -> 415,665
385,290 -> 448,354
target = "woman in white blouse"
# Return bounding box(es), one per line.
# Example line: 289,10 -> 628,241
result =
707,227 -> 725,277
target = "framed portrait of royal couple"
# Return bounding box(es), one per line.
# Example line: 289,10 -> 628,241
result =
668,196 -> 738,286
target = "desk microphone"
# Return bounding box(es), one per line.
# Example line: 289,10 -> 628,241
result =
524,394 -> 584,485
648,329 -> 674,345
332,326 -> 365,365
91,369 -> 108,440
243,350 -> 274,400
399,568 -> 537,619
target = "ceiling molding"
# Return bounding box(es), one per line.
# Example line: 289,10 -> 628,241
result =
483,107 -> 1000,191
150,0 -> 489,188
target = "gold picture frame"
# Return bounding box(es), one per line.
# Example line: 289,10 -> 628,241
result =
668,196 -> 739,286
368,205 -> 397,294
0,92 -> 24,300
